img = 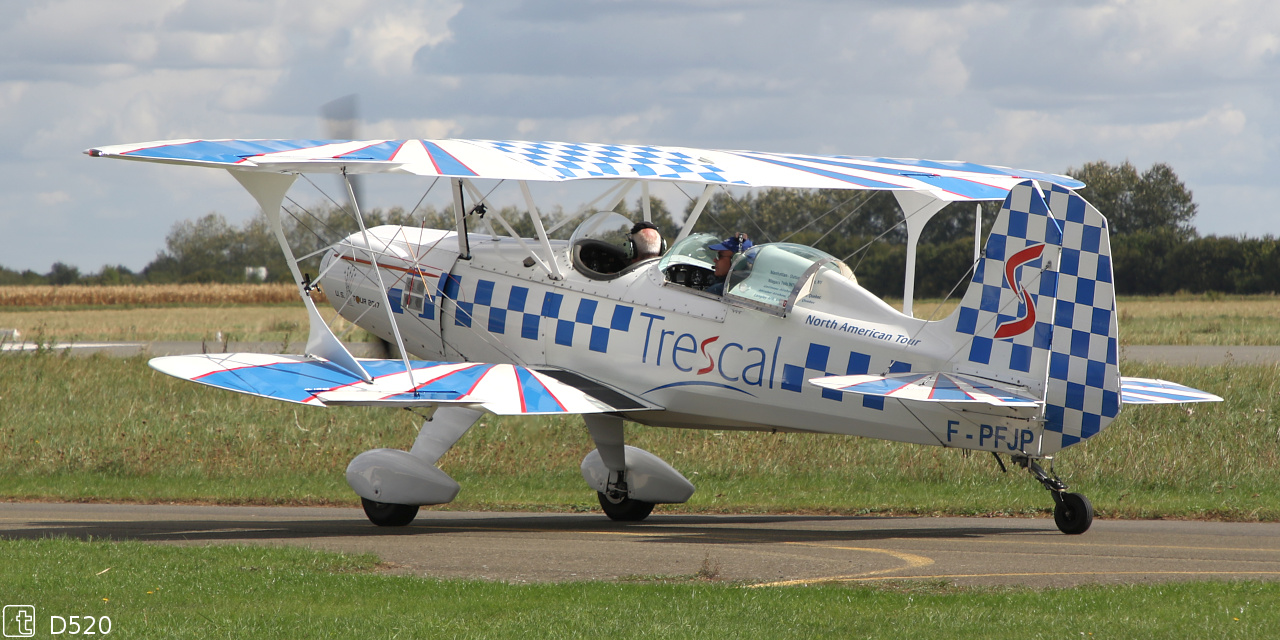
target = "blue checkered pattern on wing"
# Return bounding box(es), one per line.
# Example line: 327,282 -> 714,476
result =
1041,185 -> 1122,452
476,140 -> 744,184
952,181 -> 1062,386
783,342 -> 910,410
436,275 -> 633,353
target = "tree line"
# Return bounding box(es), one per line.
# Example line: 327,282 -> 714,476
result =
4,161 -> 1277,297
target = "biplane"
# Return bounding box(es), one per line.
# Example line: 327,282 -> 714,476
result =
85,138 -> 1221,534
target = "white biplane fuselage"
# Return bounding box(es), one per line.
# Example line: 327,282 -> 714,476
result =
323,226 -> 1033,453
86,136 -> 1222,533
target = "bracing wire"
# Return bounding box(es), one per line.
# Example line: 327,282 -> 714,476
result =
715,185 -> 773,244
776,190 -> 867,244
808,194 -> 875,249
407,177 -> 440,220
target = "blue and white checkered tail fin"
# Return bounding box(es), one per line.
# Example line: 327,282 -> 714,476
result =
949,180 -> 1063,408
1040,184 -> 1123,453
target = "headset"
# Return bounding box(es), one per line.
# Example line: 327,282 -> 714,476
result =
626,221 -> 668,260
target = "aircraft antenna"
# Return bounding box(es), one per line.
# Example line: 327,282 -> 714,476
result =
974,202 -> 983,264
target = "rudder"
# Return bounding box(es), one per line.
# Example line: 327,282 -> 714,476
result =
1040,184 -> 1122,452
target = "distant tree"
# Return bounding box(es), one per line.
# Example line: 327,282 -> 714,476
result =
0,266 -> 45,285
160,213 -> 240,282
1066,161 -> 1198,239
614,196 -> 680,241
87,264 -> 141,286
47,262 -> 81,285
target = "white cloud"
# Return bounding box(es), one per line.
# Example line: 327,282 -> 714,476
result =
3,0 -> 1280,272
36,190 -> 70,205
347,2 -> 461,76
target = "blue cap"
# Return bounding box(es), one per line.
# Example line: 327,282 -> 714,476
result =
709,235 -> 752,253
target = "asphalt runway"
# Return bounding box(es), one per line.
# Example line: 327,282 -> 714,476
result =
3,502 -> 1279,588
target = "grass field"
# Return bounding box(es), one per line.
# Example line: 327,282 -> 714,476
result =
883,293 -> 1280,346
1,353 -> 1276,521
2,292 -> 1276,633
1,538 -> 1275,638
5,289 -> 1278,345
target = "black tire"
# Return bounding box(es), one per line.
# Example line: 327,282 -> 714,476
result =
361,497 -> 419,527
597,492 -> 655,521
1053,492 -> 1093,535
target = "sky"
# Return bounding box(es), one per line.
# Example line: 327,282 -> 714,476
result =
2,0 -> 1279,273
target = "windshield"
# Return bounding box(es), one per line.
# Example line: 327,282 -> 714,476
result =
569,211 -> 634,249
658,233 -> 720,271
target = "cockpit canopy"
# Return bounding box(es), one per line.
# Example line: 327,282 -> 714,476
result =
660,233 -> 855,309
724,243 -> 855,307
570,211 -> 645,280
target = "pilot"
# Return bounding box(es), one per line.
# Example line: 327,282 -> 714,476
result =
629,221 -> 664,264
706,233 -> 751,295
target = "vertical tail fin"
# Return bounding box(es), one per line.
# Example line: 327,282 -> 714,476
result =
1040,184 -> 1122,451
950,180 -> 1062,397
948,180 -> 1122,454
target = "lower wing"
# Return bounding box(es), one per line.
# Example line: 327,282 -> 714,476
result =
808,372 -> 1041,407
809,372 -> 1222,408
150,353 -> 657,415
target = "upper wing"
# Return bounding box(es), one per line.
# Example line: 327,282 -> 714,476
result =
150,353 -> 658,415
86,138 -> 1083,201
809,371 -> 1042,408
1119,377 -> 1223,405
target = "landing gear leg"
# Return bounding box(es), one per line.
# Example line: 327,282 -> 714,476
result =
585,414 -> 656,522
1012,455 -> 1093,535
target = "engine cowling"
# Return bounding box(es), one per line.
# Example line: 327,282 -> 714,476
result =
346,448 -> 460,505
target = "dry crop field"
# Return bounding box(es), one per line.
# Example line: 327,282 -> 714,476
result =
0,284 -> 371,343
0,283 -> 305,307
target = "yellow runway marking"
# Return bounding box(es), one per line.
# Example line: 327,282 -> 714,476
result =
912,538 -> 1280,555
835,570 -> 1280,583
750,542 -> 935,588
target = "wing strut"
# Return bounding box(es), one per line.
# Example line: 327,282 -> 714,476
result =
893,190 -> 948,317
641,182 -> 652,222
517,180 -> 564,280
675,184 -> 716,243
344,168 -> 417,390
228,169 -> 372,383
451,178 -> 471,259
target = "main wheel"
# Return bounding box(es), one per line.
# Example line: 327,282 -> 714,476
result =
597,492 -> 655,522
1053,492 -> 1093,535
361,497 -> 419,527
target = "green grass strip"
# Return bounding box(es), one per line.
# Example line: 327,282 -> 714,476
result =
2,354 -> 1278,520
0,538 -> 1275,639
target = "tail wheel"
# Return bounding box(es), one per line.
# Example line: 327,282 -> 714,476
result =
597,492 -> 655,521
1053,492 -> 1093,535
361,498 -> 419,527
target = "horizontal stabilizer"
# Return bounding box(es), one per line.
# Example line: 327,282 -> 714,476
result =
1119,377 -> 1223,405
150,354 -> 658,415
809,372 -> 1041,407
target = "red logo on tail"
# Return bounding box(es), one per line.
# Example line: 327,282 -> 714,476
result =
993,243 -> 1046,339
